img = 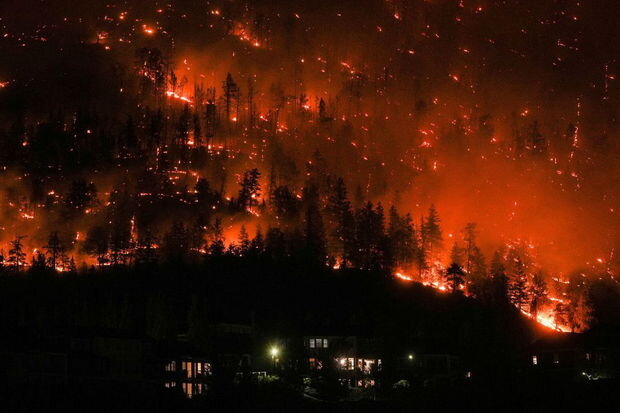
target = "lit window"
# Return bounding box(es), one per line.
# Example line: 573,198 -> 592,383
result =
165,361 -> 176,372
309,338 -> 315,348
323,338 -> 328,348
532,355 -> 538,366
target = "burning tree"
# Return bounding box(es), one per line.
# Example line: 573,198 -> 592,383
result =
508,256 -> 530,311
222,73 -> 240,134
136,48 -> 167,98
529,270 -> 548,319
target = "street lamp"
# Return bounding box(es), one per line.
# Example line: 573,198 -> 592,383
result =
408,354 -> 414,361
270,346 -> 280,371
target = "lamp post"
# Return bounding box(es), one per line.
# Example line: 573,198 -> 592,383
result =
270,346 -> 280,372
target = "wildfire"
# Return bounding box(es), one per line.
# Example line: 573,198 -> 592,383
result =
395,269 -> 568,331
520,308 -> 571,333
232,22 -> 263,48
395,271 -> 414,281
165,90 -> 193,104
142,25 -> 156,35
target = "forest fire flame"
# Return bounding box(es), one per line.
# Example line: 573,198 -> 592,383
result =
165,90 -> 193,104
0,0 -> 616,339
396,269 -> 572,332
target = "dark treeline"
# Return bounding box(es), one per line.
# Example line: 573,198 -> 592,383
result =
2,254 -> 620,410
0,255 -> 536,381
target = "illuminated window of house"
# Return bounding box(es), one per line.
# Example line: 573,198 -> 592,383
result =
340,357 -> 356,370
165,361 -> 176,372
182,382 -> 193,398
585,353 -> 591,361
310,338 -> 329,348
309,357 -> 316,369
532,355 -> 538,366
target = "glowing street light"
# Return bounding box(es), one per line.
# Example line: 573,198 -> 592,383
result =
270,345 -> 280,371
408,354 -> 414,361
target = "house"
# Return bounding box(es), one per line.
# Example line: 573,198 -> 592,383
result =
302,334 -> 383,387
161,322 -> 254,398
161,340 -> 211,398
528,328 -> 620,381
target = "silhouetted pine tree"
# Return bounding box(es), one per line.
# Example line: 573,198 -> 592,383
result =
44,231 -> 63,270
8,236 -> 27,272
326,177 -> 355,267
387,206 -> 417,268
446,262 -> 466,293
304,187 -> 327,266
422,204 -> 443,263
238,168 -> 261,211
